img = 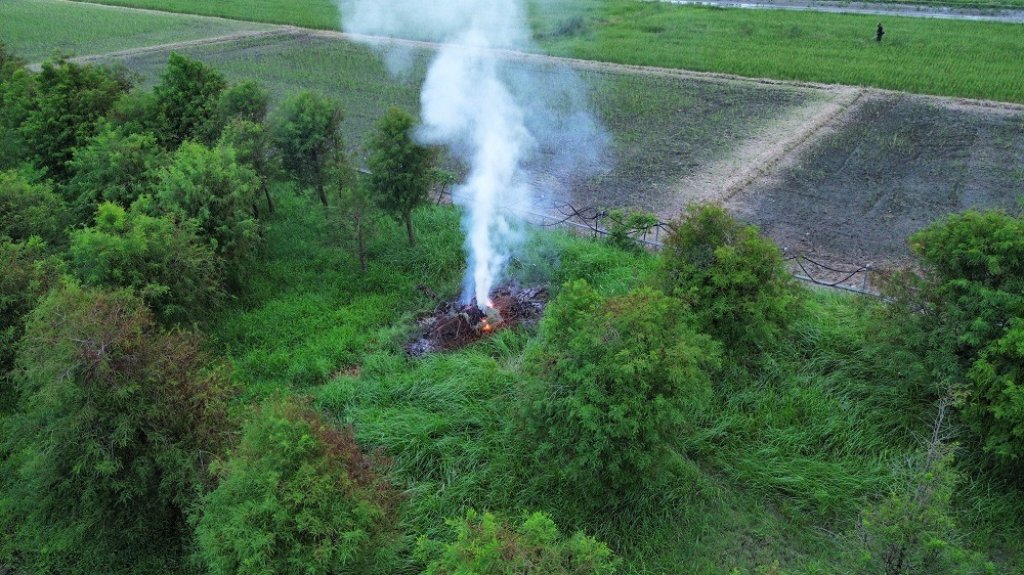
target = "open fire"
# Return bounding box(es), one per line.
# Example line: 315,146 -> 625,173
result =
407,284 -> 548,356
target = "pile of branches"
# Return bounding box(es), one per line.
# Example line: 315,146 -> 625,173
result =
407,284 -> 548,356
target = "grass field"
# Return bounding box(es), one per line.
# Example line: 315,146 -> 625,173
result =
731,94 -> 1024,263
208,191 -> 1024,574
0,0 -> 271,63
63,0 -> 1024,103
104,32 -> 822,212
537,2 -> 1024,103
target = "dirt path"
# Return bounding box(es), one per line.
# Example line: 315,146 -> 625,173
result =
657,0 -> 1024,22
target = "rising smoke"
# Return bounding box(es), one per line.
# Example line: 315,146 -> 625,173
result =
339,0 -> 607,307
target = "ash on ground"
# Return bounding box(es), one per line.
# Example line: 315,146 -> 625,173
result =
407,284 -> 548,356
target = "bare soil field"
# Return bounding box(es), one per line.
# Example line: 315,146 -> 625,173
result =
729,93 -> 1024,265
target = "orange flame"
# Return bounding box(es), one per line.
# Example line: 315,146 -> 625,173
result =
480,319 -> 493,333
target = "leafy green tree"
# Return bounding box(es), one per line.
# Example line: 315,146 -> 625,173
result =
330,175 -> 376,273
218,118 -> 276,215
107,89 -> 161,136
270,91 -> 343,207
0,237 -> 63,409
195,399 -> 397,575
521,281 -> 720,504
0,42 -> 24,83
660,204 -> 798,348
18,58 -> 130,180
0,283 -> 237,575
64,123 -> 167,219
900,210 -> 1024,463
416,510 -> 619,575
0,169 -> 68,245
204,80 -> 269,142
155,141 -> 259,264
368,107 -> 433,247
69,202 -> 225,325
154,53 -> 226,147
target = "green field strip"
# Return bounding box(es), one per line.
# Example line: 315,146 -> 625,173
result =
0,0 -> 275,63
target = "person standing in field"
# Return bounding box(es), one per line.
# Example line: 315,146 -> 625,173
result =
876,22 -> 885,42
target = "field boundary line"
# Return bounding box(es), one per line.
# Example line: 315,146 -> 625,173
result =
25,28 -> 294,71
718,88 -> 867,203
652,0 -> 1024,23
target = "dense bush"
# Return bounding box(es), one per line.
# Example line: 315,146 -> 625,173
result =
0,283 -> 236,574
69,202 -> 225,325
0,169 -> 68,245
64,123 -> 167,218
18,58 -> 130,180
205,80 -> 270,142
154,53 -> 226,147
660,204 -> 798,348
416,510 -> 619,575
155,141 -> 260,263
903,210 -> 1024,463
270,91 -> 343,207
195,399 -> 397,575
0,237 -> 63,406
368,107 -> 433,247
521,280 -> 720,505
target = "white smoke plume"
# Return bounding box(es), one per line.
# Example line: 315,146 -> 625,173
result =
339,0 -> 607,307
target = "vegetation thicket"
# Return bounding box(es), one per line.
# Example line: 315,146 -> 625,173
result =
195,399 -> 397,575
0,284 -> 237,575
416,510 -> 620,575
0,41 -> 1022,575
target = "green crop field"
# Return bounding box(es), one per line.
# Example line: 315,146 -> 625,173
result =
101,32 -> 824,212
66,0 -> 1024,103
536,2 -> 1024,103
0,0 -> 272,63
64,0 -> 339,29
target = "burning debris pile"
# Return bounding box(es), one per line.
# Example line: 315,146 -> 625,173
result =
407,284 -> 548,356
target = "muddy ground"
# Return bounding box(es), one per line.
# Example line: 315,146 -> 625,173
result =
728,93 -> 1024,266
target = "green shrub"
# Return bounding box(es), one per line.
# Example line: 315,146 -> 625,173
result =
270,90 -> 343,207
154,53 -> 226,147
603,207 -> 658,252
660,204 -> 798,348
204,80 -> 270,142
520,280 -> 720,505
64,124 -> 167,219
69,202 -> 225,325
0,237 -> 63,407
155,141 -> 259,264
18,58 -> 130,180
904,210 -> 1024,463
0,169 -> 68,245
0,283 -> 236,574
195,399 -> 397,575
416,510 -> 619,575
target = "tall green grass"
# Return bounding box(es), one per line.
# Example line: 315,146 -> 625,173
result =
209,192 -> 1023,573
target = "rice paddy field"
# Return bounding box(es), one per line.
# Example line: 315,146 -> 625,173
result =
58,0 -> 1024,103
99,31 -> 827,213
730,94 -> 1024,264
0,0 -> 272,63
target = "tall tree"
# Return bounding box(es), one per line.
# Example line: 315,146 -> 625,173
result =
218,118 -> 276,215
270,91 -> 343,207
367,107 -> 433,247
0,169 -> 69,246
18,58 -> 130,180
154,53 -> 226,147
329,167 -> 375,273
